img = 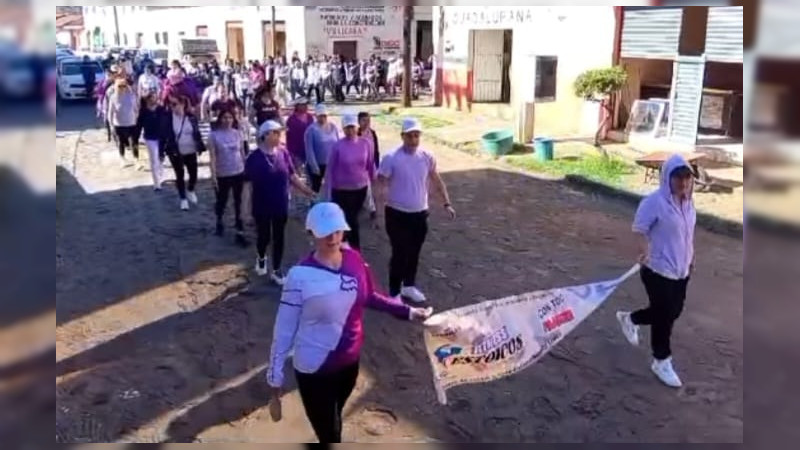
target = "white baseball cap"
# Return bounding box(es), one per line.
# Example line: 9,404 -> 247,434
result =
341,114 -> 359,128
401,117 -> 422,134
314,103 -> 328,116
306,202 -> 351,238
257,120 -> 284,138
293,96 -> 309,106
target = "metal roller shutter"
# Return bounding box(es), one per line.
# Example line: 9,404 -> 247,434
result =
705,6 -> 744,63
621,7 -> 683,59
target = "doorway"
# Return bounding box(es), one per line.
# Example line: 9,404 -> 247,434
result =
262,21 -> 286,58
415,20 -> 433,62
226,21 -> 244,62
470,29 -> 512,103
333,41 -> 358,61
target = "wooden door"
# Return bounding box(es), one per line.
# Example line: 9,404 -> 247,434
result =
333,41 -> 358,61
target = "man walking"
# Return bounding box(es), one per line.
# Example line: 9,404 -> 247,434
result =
375,118 -> 456,303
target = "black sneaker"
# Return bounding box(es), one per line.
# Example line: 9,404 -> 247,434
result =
215,222 -> 224,237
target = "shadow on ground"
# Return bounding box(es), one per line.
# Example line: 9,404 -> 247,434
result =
55,161 -> 744,443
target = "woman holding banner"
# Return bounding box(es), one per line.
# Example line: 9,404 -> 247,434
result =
266,202 -> 432,443
617,154 -> 696,388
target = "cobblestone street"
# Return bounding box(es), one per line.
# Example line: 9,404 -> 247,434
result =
56,102 -> 743,443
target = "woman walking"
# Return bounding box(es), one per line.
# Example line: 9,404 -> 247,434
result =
137,91 -> 166,190
209,108 -> 248,247
358,111 -> 380,218
303,103 -> 339,193
266,202 -> 432,444
107,78 -> 140,168
285,97 -> 314,169
617,154 -> 696,388
322,114 -> 376,250
160,95 -> 206,211
245,120 -> 315,284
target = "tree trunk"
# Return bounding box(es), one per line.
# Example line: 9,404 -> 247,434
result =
402,6 -> 413,108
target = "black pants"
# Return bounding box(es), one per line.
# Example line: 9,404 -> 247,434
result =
167,152 -> 198,199
306,84 -> 322,103
334,82 -> 345,102
291,79 -> 303,99
295,361 -> 359,444
308,164 -> 327,193
255,215 -> 287,269
631,266 -> 689,360
114,125 -> 139,158
345,78 -> 361,95
331,187 -> 368,250
215,174 -> 244,231
385,207 -> 428,296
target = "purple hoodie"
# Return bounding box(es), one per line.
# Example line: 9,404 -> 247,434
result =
286,112 -> 314,163
632,154 -> 696,280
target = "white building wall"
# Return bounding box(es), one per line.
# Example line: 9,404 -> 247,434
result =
439,6 -> 616,138
304,6 -> 405,60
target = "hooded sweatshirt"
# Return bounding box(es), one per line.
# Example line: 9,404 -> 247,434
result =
632,154 -> 696,280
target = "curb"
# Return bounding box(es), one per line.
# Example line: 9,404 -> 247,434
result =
564,174 -> 745,239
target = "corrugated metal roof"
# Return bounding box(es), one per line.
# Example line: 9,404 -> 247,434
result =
621,7 -> 682,59
705,6 -> 743,63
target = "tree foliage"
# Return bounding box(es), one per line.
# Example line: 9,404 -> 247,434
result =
573,66 -> 628,102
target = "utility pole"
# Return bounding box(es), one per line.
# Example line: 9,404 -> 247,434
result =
112,6 -> 120,46
402,5 -> 413,107
271,6 -> 277,57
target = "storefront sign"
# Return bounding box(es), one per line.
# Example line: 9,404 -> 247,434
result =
448,7 -> 535,28
305,6 -> 403,59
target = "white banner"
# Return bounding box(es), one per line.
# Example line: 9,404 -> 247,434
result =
423,265 -> 640,404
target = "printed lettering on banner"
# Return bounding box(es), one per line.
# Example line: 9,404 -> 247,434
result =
423,265 -> 641,404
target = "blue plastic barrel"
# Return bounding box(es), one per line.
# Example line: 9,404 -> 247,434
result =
534,137 -> 554,162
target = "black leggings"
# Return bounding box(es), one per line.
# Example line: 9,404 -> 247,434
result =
331,187 -> 368,250
631,266 -> 690,360
167,152 -> 198,199
255,215 -> 287,269
215,174 -> 244,231
385,207 -> 429,296
114,125 -> 139,158
308,164 -> 327,193
295,361 -> 359,444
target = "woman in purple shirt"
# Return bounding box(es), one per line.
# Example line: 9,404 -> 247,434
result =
245,120 -> 315,284
617,154 -> 696,388
322,113 -> 376,250
209,108 -> 248,247
267,202 -> 432,443
285,97 -> 314,168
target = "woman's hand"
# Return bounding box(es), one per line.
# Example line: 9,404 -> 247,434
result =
269,387 -> 283,422
410,307 -> 433,322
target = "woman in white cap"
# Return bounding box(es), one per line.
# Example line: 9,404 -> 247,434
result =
321,113 -> 376,250
266,202 -> 432,444
304,103 -> 340,193
375,117 -> 456,303
245,120 -> 316,284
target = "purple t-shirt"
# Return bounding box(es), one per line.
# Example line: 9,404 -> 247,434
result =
245,146 -> 295,218
286,112 -> 314,163
326,137 -> 375,190
378,146 -> 437,213
266,248 -> 411,386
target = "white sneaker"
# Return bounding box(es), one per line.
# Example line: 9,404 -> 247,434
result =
401,286 -> 427,304
651,358 -> 683,388
119,157 -> 129,168
616,311 -> 640,346
187,191 -> 199,205
180,199 -> 190,211
254,257 -> 268,276
270,269 -> 286,286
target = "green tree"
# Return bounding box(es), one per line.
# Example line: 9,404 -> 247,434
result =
573,66 -> 628,149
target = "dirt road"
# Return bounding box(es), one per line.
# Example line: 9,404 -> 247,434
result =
55,104 -> 743,443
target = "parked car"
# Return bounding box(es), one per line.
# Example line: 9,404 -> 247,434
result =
0,54 -> 35,98
56,57 -> 105,101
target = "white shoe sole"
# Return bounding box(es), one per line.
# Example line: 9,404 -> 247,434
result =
616,312 -> 639,346
651,364 -> 683,388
